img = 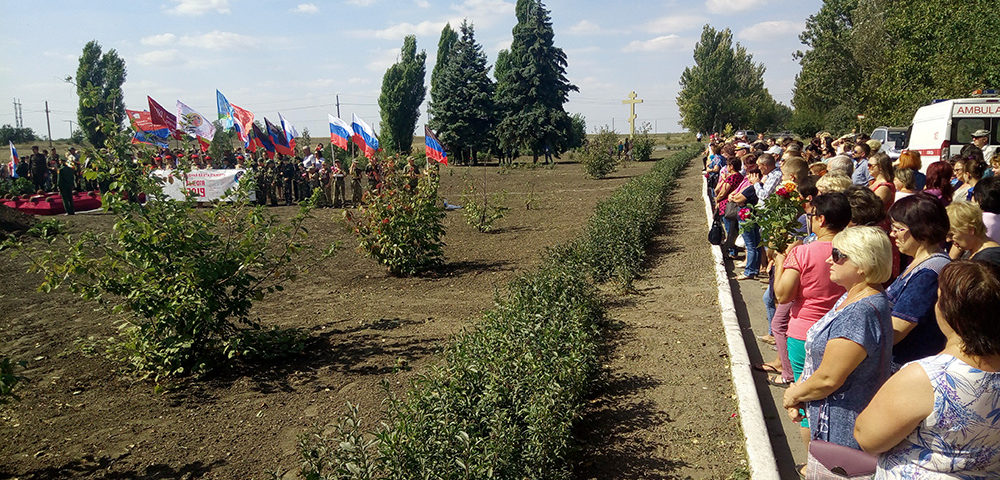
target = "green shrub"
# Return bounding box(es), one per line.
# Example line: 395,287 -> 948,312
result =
345,155 -> 446,276
581,127 -> 620,179
0,177 -> 35,196
580,144 -> 701,290
631,122 -> 656,162
460,177 -> 509,233
11,118 -> 330,380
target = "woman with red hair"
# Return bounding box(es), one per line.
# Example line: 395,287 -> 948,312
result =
923,161 -> 954,206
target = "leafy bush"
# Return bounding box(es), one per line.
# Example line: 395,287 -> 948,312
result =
580,144 -> 701,290
631,122 -> 656,162
11,119 -> 330,380
460,179 -> 509,233
345,155 -> 446,276
581,127 -> 620,179
0,177 -> 35,197
289,143 -> 704,479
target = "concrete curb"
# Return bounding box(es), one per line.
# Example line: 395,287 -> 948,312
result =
701,175 -> 780,480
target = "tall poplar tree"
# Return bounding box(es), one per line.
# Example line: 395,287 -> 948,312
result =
676,25 -> 779,134
428,21 -> 495,164
378,35 -> 427,154
75,40 -> 127,148
494,0 -> 577,162
430,23 -> 458,106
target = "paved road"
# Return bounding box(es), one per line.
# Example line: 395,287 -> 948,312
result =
727,264 -> 809,476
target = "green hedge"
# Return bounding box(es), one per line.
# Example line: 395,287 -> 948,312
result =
581,144 -> 703,289
295,145 -> 701,480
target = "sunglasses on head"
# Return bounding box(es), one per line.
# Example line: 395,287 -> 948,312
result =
831,247 -> 849,264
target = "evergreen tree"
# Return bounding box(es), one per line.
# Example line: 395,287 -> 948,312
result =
428,21 -> 495,165
378,35 -> 427,154
430,23 -> 458,107
75,40 -> 127,148
494,0 -> 577,162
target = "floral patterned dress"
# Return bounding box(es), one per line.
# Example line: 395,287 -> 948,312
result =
875,354 -> 1000,479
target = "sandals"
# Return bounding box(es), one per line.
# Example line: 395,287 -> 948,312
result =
734,274 -> 756,281
751,363 -> 781,374
757,335 -> 776,345
767,375 -> 792,388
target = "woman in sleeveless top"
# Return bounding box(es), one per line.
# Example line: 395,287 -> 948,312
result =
855,261 -> 1000,478
868,152 -> 896,212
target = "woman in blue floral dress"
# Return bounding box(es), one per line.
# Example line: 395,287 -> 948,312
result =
854,260 -> 1000,478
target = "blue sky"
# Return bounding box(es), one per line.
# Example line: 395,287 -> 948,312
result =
1,0 -> 822,141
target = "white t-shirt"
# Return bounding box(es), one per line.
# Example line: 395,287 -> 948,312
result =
302,154 -> 318,169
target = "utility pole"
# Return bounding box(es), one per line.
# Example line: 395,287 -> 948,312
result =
45,101 -> 53,147
336,94 -> 341,118
64,120 -> 75,138
13,98 -> 23,128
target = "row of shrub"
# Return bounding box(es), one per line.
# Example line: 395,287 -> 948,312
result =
579,143 -> 704,290
295,145 -> 702,480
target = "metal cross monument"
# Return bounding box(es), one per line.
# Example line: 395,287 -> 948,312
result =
622,91 -> 643,137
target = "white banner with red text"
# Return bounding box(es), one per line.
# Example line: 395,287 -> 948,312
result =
152,169 -> 255,202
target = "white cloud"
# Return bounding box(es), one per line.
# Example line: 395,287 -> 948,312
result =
291,3 -> 319,14
643,15 -> 709,34
187,31 -> 257,49
354,20 -> 448,39
622,34 -> 692,53
347,0 -> 377,5
491,39 -> 512,54
415,0 -> 430,7
141,33 -> 177,47
736,20 -> 804,42
705,0 -> 768,14
167,0 -> 231,16
568,20 -> 601,35
140,31 -> 258,50
135,49 -> 183,66
449,0 -> 514,28
366,48 -> 401,71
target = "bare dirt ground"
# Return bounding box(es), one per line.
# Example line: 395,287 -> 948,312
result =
1,159 -> 655,479
573,161 -> 747,479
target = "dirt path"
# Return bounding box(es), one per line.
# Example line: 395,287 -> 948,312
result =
574,161 -> 747,479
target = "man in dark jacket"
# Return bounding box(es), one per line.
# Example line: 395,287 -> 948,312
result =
57,160 -> 76,215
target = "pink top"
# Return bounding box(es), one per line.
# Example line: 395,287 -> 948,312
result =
784,241 -> 845,340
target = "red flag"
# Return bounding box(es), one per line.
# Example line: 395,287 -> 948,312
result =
231,104 -> 255,146
197,136 -> 211,153
147,96 -> 176,129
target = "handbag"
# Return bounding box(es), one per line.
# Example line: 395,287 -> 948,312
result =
724,200 -> 742,220
805,440 -> 877,479
708,214 -> 724,245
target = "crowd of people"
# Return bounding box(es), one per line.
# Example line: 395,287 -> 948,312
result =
704,131 -> 1000,478
2,141 -> 434,210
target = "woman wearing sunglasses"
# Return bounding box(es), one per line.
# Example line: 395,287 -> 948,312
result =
783,226 -> 894,461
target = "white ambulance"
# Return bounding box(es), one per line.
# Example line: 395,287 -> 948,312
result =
905,90 -> 999,170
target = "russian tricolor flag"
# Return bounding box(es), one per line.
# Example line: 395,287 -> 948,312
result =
424,126 -> 448,165
351,114 -> 379,159
328,115 -> 353,151
8,141 -> 20,178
